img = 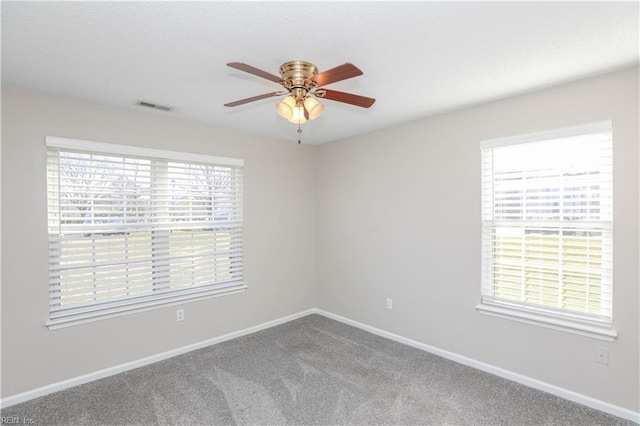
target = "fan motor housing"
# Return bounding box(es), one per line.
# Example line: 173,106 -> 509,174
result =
280,61 -> 318,87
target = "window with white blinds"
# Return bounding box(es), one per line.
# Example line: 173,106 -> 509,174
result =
46,137 -> 245,329
478,122 -> 616,340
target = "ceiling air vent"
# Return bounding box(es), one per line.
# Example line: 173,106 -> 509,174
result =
136,101 -> 173,112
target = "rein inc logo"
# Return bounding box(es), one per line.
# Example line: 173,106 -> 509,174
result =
1,417 -> 34,425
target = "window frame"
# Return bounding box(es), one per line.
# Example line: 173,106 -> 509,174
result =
476,122 -> 617,341
46,136 -> 246,330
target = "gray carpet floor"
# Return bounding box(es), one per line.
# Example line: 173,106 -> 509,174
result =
1,314 -> 633,425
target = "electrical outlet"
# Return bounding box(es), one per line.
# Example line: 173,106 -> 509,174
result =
595,347 -> 609,365
386,298 -> 393,310
176,309 -> 184,322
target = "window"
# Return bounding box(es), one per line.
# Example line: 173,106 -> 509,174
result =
477,122 -> 616,340
46,137 -> 245,329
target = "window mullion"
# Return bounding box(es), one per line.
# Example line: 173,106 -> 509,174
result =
520,227 -> 525,303
151,158 -> 170,293
558,226 -> 564,310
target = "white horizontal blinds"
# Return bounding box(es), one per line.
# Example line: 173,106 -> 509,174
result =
48,150 -> 154,313
46,138 -> 244,324
153,160 -> 243,294
481,123 -> 613,321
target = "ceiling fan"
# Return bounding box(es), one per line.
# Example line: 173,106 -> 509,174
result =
224,61 -> 375,125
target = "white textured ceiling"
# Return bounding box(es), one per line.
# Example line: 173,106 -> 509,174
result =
2,2 -> 638,145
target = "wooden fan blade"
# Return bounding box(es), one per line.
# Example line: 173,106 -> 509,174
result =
310,63 -> 363,87
224,92 -> 282,107
317,89 -> 376,108
227,62 -> 282,83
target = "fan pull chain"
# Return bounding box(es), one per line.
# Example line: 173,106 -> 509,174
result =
297,121 -> 302,144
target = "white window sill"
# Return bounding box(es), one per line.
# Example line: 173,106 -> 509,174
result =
476,301 -> 617,341
47,284 -> 247,330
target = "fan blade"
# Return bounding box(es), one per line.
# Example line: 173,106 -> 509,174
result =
227,62 -> 282,83
317,89 -> 376,108
310,63 -> 363,87
224,92 -> 282,107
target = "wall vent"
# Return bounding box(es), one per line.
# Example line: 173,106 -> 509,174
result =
136,101 -> 173,112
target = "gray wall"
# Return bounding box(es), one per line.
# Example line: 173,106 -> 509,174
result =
314,66 -> 639,411
1,87 -> 317,396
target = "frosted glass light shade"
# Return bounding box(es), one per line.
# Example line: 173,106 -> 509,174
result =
288,105 -> 307,124
304,97 -> 324,120
275,96 -> 296,119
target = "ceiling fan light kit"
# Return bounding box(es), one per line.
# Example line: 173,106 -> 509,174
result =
225,60 -> 375,141
276,96 -> 324,123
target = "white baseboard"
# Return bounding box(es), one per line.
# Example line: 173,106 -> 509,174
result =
2,307 -> 638,423
314,309 -> 640,424
0,309 -> 316,409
